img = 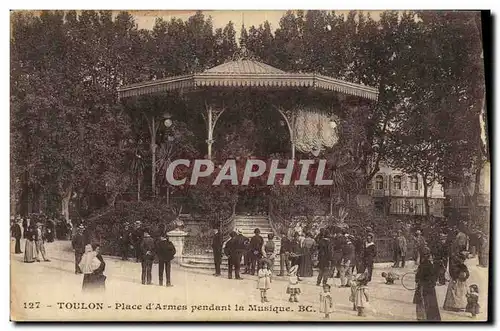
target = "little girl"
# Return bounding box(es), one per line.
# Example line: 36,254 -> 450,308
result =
319,284 -> 333,319
349,275 -> 360,311
257,260 -> 272,303
287,265 -> 301,302
354,273 -> 369,317
466,284 -> 480,318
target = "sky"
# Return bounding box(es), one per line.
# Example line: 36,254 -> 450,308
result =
118,10 -> 383,36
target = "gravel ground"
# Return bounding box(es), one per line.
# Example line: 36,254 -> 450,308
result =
10,239 -> 488,322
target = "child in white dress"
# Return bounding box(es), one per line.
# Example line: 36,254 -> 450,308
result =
257,261 -> 272,303
319,284 -> 334,319
287,265 -> 301,302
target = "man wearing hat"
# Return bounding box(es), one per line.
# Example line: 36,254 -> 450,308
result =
413,230 -> 426,266
140,231 -> 155,285
431,232 -> 449,285
132,221 -> 144,263
211,228 -> 223,277
224,231 -> 243,280
393,230 -> 407,268
72,225 -> 86,274
247,228 -> 264,275
35,222 -> 50,262
363,233 -> 376,282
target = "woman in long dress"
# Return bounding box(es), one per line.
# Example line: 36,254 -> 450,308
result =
413,247 -> 441,321
23,224 -> 36,263
298,232 -> 315,277
80,244 -> 106,292
443,252 -> 469,311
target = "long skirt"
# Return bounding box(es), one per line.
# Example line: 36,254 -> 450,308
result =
414,285 -> 441,321
443,279 -> 468,311
299,253 -> 314,277
82,273 -> 106,292
24,240 -> 36,263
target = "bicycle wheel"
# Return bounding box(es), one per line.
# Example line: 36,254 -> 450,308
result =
401,271 -> 417,291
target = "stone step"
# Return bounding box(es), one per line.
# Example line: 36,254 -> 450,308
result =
233,215 -> 269,219
235,224 -> 272,228
181,256 -> 282,269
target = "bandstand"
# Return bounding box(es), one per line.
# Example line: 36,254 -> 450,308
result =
118,56 -> 379,269
118,58 -> 378,160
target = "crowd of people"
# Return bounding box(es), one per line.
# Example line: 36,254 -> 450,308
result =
71,221 -> 177,289
11,213 -> 487,320
210,220 -> 487,320
10,215 -> 55,263
214,225 -> 378,286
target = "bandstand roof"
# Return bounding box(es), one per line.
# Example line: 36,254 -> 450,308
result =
117,60 -> 379,101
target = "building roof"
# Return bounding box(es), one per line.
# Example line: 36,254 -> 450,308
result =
204,60 -> 285,74
117,60 -> 379,101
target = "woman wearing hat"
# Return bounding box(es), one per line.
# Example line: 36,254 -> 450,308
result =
443,251 -> 470,312
413,246 -> 441,321
23,224 -> 37,263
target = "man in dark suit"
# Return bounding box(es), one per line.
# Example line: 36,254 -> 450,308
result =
11,218 -> 23,254
248,228 -> 264,275
156,235 -> 176,286
140,231 -> 155,285
316,229 -> 331,286
363,233 -> 377,282
278,231 -> 291,276
212,228 -> 223,277
224,231 -> 243,280
71,225 -> 86,274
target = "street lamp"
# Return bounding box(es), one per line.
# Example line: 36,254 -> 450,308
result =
162,112 -> 174,206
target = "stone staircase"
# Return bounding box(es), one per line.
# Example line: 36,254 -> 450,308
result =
180,215 -> 282,271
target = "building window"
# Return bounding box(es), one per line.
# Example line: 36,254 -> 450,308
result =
393,175 -> 402,190
375,175 -> 384,190
410,176 -> 419,190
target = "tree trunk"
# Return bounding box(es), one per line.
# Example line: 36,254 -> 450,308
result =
151,116 -> 156,199
137,171 -> 141,202
329,187 -> 333,215
422,177 -> 430,221
61,185 -> 72,222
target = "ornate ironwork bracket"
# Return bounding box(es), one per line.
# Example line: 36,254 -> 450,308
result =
202,101 -> 226,159
274,106 -> 298,159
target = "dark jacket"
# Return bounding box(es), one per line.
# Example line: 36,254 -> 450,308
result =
364,242 -> 377,264
132,227 -> 144,244
331,234 -> 345,263
290,238 -> 301,256
249,235 -> 264,252
235,234 -> 249,254
72,233 -> 86,253
94,254 -> 106,275
120,229 -> 132,245
11,223 -> 22,239
342,241 -> 356,265
140,236 -> 155,259
449,260 -> 469,281
432,240 -> 449,261
156,238 -> 176,261
317,237 -> 331,268
224,237 -> 240,262
280,237 -> 291,254
212,232 -> 223,254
